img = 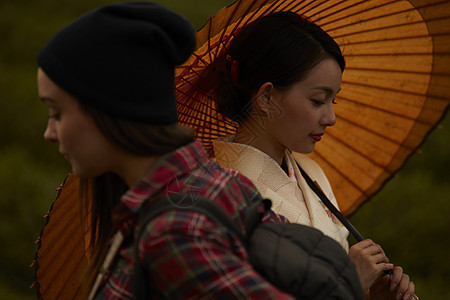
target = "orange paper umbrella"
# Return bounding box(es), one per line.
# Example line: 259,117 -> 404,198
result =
175,0 -> 450,216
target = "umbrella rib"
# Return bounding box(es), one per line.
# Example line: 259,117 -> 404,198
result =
333,21 -> 446,40
312,150 -> 369,195
177,100 -> 236,135
264,0 -> 311,16
345,65 -> 433,75
320,125 -> 427,192
316,127 -> 420,190
323,2 -> 416,29
238,0 -> 281,30
179,115 -> 236,136
346,50 -> 450,58
412,0 -> 450,10
176,83 -> 218,110
342,79 -> 450,104
206,16 -> 213,66
328,113 -> 416,152
337,93 -> 446,124
38,237 -> 87,296
184,52 -> 217,79
314,0 -> 397,26
213,0 -> 270,59
177,104 -> 216,124
343,49 -> 434,55
176,74 -> 213,99
214,5 -> 238,60
307,0 -> 369,23
321,3 -> 447,34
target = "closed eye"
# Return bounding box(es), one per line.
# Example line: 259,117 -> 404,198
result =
311,100 -> 325,106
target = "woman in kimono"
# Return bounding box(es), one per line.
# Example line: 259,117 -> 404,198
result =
213,11 -> 416,300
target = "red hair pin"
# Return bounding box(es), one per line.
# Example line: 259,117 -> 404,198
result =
226,54 -> 240,84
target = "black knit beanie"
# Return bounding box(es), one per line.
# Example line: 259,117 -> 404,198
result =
37,2 -> 195,124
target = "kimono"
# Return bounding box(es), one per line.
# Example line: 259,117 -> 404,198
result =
213,138 -> 349,251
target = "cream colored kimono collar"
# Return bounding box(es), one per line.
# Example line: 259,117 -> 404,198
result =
213,137 -> 349,251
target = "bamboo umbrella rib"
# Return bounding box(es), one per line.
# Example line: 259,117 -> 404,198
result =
36,217 -> 83,276
177,98 -> 215,119
336,94 -> 427,122
342,73 -> 425,96
335,27 -> 432,45
336,31 -> 432,45
318,142 -> 387,190
317,120 -> 415,168
268,0 -> 312,15
310,149 -> 374,195
177,55 -> 209,81
39,247 -> 86,297
176,75 -> 215,100
325,8 -> 418,31
326,123 -> 403,168
328,112 -> 419,147
310,0 -> 399,25
342,72 -> 430,94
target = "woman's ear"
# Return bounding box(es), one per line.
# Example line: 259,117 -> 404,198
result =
254,82 -> 273,117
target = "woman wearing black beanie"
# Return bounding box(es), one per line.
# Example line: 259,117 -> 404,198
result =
37,2 -> 293,299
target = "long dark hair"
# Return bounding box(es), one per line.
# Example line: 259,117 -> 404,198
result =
80,104 -> 194,286
216,11 -> 345,122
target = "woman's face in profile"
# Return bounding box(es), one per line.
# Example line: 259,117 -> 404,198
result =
37,68 -> 120,178
266,58 -> 342,154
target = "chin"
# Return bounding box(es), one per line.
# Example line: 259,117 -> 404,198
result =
291,144 -> 315,154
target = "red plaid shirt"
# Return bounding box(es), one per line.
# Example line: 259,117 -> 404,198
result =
94,141 -> 292,299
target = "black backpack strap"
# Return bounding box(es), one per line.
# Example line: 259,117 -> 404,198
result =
231,179 -> 270,237
244,198 -> 272,237
133,193 -> 249,299
296,163 -> 364,242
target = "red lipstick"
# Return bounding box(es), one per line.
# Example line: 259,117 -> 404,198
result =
310,133 -> 324,142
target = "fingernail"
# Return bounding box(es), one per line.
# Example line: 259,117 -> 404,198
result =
404,293 -> 410,300
396,293 -> 403,300
391,283 -> 397,291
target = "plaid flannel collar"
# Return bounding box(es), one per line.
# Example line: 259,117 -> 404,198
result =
112,141 -> 210,234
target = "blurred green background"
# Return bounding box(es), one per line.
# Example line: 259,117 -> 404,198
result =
0,0 -> 448,299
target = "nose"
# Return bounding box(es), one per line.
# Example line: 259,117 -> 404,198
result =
43,119 -> 58,143
320,103 -> 336,127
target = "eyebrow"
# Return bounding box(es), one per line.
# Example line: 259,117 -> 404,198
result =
313,86 -> 341,95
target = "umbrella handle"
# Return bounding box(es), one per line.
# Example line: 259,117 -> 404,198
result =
297,165 -> 393,276
310,179 -> 393,276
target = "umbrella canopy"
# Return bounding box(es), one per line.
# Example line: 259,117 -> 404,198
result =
175,0 -> 450,215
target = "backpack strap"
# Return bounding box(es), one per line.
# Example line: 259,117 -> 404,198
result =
133,193 -> 253,299
232,180 -> 269,238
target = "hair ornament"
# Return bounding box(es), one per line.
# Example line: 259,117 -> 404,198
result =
226,54 -> 240,84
